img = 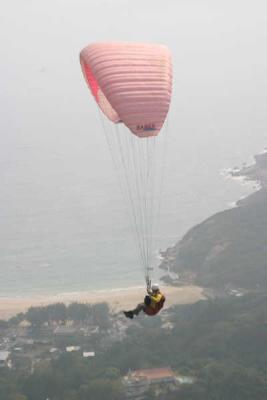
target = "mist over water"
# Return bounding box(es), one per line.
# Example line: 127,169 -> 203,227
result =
1,0 -> 267,296
0,118 -> 264,296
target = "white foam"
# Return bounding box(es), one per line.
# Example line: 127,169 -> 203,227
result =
258,148 -> 267,155
227,201 -> 238,209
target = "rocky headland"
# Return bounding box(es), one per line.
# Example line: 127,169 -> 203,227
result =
160,149 -> 267,296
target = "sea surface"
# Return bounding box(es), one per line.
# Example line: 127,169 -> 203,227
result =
1,115 -> 266,297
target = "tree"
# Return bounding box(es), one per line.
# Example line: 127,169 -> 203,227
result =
0,320 -> 8,329
67,303 -> 91,322
46,303 -> 67,324
25,307 -> 48,328
91,303 -> 111,329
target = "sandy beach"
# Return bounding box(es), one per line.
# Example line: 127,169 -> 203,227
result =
0,285 -> 205,320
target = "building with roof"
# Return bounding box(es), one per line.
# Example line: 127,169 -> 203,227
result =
66,346 -> 80,352
0,351 -> 11,368
54,326 -> 78,336
83,351 -> 95,358
129,368 -> 176,383
123,367 -> 177,399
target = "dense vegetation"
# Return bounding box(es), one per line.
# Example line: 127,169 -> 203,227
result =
161,187 -> 267,289
1,293 -> 267,399
7,302 -> 111,330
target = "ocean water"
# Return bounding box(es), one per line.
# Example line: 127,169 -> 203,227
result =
0,114 -> 265,297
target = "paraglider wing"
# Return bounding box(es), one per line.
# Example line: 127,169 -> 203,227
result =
79,41 -> 173,287
80,42 -> 172,137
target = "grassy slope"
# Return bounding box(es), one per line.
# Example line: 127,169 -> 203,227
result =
162,188 -> 267,289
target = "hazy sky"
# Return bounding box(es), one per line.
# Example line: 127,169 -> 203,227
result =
1,0 -> 267,148
1,0 -> 267,222
1,0 -> 266,212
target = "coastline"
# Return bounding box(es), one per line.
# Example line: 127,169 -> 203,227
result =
159,148 -> 267,284
229,150 -> 267,188
0,285 -> 205,320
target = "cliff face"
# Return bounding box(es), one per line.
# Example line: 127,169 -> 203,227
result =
160,152 -> 267,290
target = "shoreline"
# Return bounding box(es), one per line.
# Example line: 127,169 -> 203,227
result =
160,149 -> 267,272
0,285 -> 205,320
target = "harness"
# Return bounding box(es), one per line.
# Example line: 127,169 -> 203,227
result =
143,293 -> 165,316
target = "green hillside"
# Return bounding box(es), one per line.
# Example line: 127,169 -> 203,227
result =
1,294 -> 267,399
160,188 -> 267,290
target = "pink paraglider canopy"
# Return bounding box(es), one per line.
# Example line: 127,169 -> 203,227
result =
80,42 -> 172,137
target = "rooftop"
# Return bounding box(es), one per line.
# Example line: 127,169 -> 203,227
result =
83,351 -> 95,358
0,351 -> 10,361
54,326 -> 77,335
128,367 -> 175,381
66,346 -> 80,352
